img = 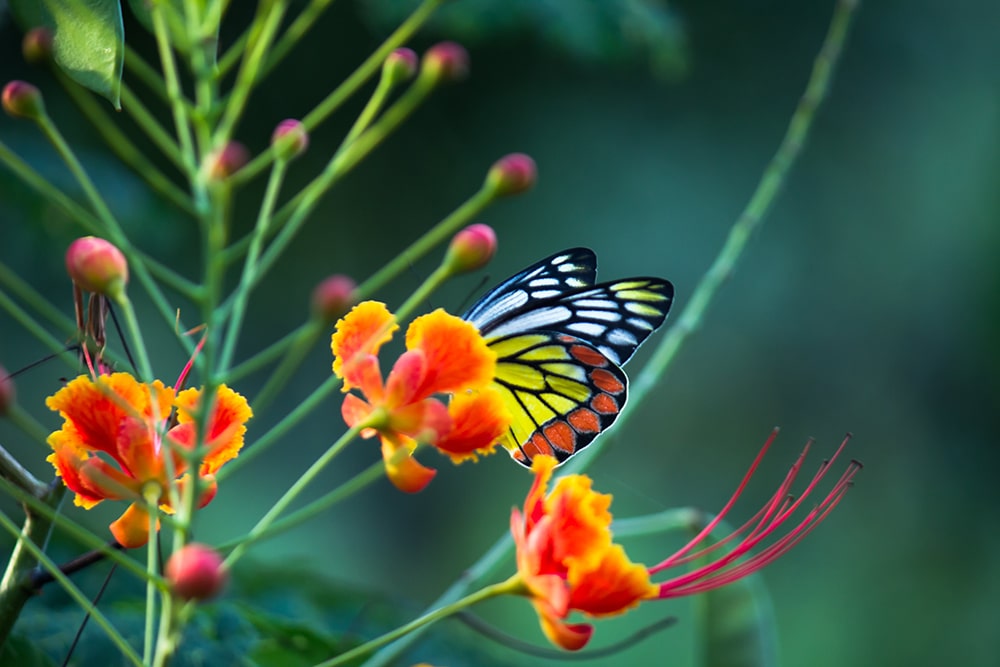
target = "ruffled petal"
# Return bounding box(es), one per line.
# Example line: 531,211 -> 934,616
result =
331,301 -> 398,390
78,457 -> 143,501
435,388 -> 510,463
46,446 -> 103,509
534,603 -> 593,652
404,309 -> 496,395
568,544 -> 657,616
173,384 -> 252,476
383,350 -> 427,407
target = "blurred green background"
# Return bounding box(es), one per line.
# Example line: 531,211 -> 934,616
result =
1,1 -> 998,665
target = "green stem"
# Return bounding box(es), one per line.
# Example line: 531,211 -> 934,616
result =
213,0 -> 286,144
142,487 -> 160,664
0,445 -> 47,498
115,295 -> 154,382
222,423 -> 363,569
6,405 -> 53,449
124,44 -> 173,105
150,4 -> 198,176
231,0 -> 444,185
219,159 -> 289,372
363,2 -> 859,663
247,319 -> 323,413
0,287 -> 78,364
59,74 -> 192,212
216,461 -> 382,552
226,321 -> 312,382
316,576 -> 522,667
612,508 -> 706,538
257,0 -> 338,79
120,84 -> 189,173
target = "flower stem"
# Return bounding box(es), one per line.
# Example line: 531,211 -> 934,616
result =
142,488 -> 160,664
222,423 -> 363,569
246,319 -> 324,413
0,445 -> 47,498
316,576 -> 522,667
115,295 -> 155,382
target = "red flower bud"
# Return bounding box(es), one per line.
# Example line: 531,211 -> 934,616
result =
2,81 -> 45,120
204,142 -> 249,180
311,274 -> 357,322
445,224 -> 497,274
165,543 -> 227,601
65,236 -> 129,300
271,119 -> 309,160
383,48 -> 418,85
22,28 -> 54,64
0,366 -> 15,416
422,42 -> 469,83
486,153 -> 537,197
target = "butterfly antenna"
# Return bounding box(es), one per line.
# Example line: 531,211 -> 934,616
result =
3,345 -> 81,381
106,301 -> 138,374
455,274 -> 491,314
59,563 -> 118,667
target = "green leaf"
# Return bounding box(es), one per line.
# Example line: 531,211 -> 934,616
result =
697,575 -> 780,667
10,0 -> 125,107
0,634 -> 58,667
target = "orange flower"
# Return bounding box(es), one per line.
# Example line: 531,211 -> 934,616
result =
46,373 -> 252,548
331,302 -> 509,492
511,432 -> 860,651
510,455 -> 657,650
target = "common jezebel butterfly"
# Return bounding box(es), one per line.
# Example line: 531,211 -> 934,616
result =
462,248 -> 673,466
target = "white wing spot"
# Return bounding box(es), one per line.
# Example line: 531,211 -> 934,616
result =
567,321 -> 607,337
577,310 -> 621,322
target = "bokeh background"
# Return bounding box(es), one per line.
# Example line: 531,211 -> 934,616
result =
1,1 -> 998,665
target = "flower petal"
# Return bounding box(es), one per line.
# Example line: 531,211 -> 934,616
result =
389,398 -> 451,443
404,309 -> 496,395
380,437 -> 436,493
109,502 -> 153,548
534,603 -> 593,651
172,384 -> 251,475
331,301 -> 398,390
46,447 -> 103,509
435,388 -> 510,463
342,393 -> 378,437
568,544 -> 656,616
384,350 -> 427,408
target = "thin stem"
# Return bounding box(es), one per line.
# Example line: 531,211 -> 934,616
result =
0,287 -> 78,364
231,0 -> 445,185
124,44 -> 173,105
120,84 -> 190,173
363,2 -> 859,663
316,576 -> 522,667
216,461 -> 382,552
222,423 -> 363,569
226,321 -> 313,382
247,319 -> 323,413
219,159 -> 289,372
115,296 -> 154,382
0,444 -> 47,498
6,405 -> 53,449
150,4 -> 198,176
142,487 -> 159,665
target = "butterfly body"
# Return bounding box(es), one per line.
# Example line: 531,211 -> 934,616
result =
463,248 -> 673,466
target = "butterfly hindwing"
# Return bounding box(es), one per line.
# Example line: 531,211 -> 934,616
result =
462,247 -> 673,466
488,332 -> 628,466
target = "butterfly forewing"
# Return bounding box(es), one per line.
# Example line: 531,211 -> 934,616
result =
463,247 -> 597,331
463,247 -> 673,466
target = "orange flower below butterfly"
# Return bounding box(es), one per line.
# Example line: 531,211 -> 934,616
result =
331,301 -> 511,493
46,373 -> 252,548
510,432 -> 861,651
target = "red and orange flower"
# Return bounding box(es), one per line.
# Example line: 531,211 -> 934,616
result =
46,372 -> 252,548
331,301 -> 510,493
510,432 -> 860,650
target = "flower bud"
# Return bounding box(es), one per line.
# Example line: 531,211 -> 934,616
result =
444,224 -> 497,274
383,48 -> 418,86
65,236 -> 129,300
0,366 -> 15,416
271,119 -> 309,161
312,274 -> 357,322
165,543 -> 228,601
2,81 -> 45,121
204,141 -> 249,180
485,153 -> 537,197
421,42 -> 469,83
22,28 -> 54,64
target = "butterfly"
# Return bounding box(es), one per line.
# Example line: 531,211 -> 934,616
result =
462,248 -> 673,466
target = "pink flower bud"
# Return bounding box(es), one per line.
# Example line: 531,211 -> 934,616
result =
22,28 -> 54,64
383,48 -> 418,85
2,81 -> 45,120
271,119 -> 309,160
422,42 -> 469,83
312,274 -> 357,322
0,366 -> 14,416
165,543 -> 227,601
204,142 -> 249,180
486,153 -> 537,197
65,236 -> 129,299
445,224 -> 497,274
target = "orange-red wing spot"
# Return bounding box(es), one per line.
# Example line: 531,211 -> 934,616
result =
591,393 -> 619,415
543,422 -> 576,454
590,368 -> 625,394
568,344 -> 609,367
568,408 -> 601,434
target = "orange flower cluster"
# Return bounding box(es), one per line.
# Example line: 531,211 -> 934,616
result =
46,373 -> 251,548
331,301 -> 511,493
511,432 -> 860,651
